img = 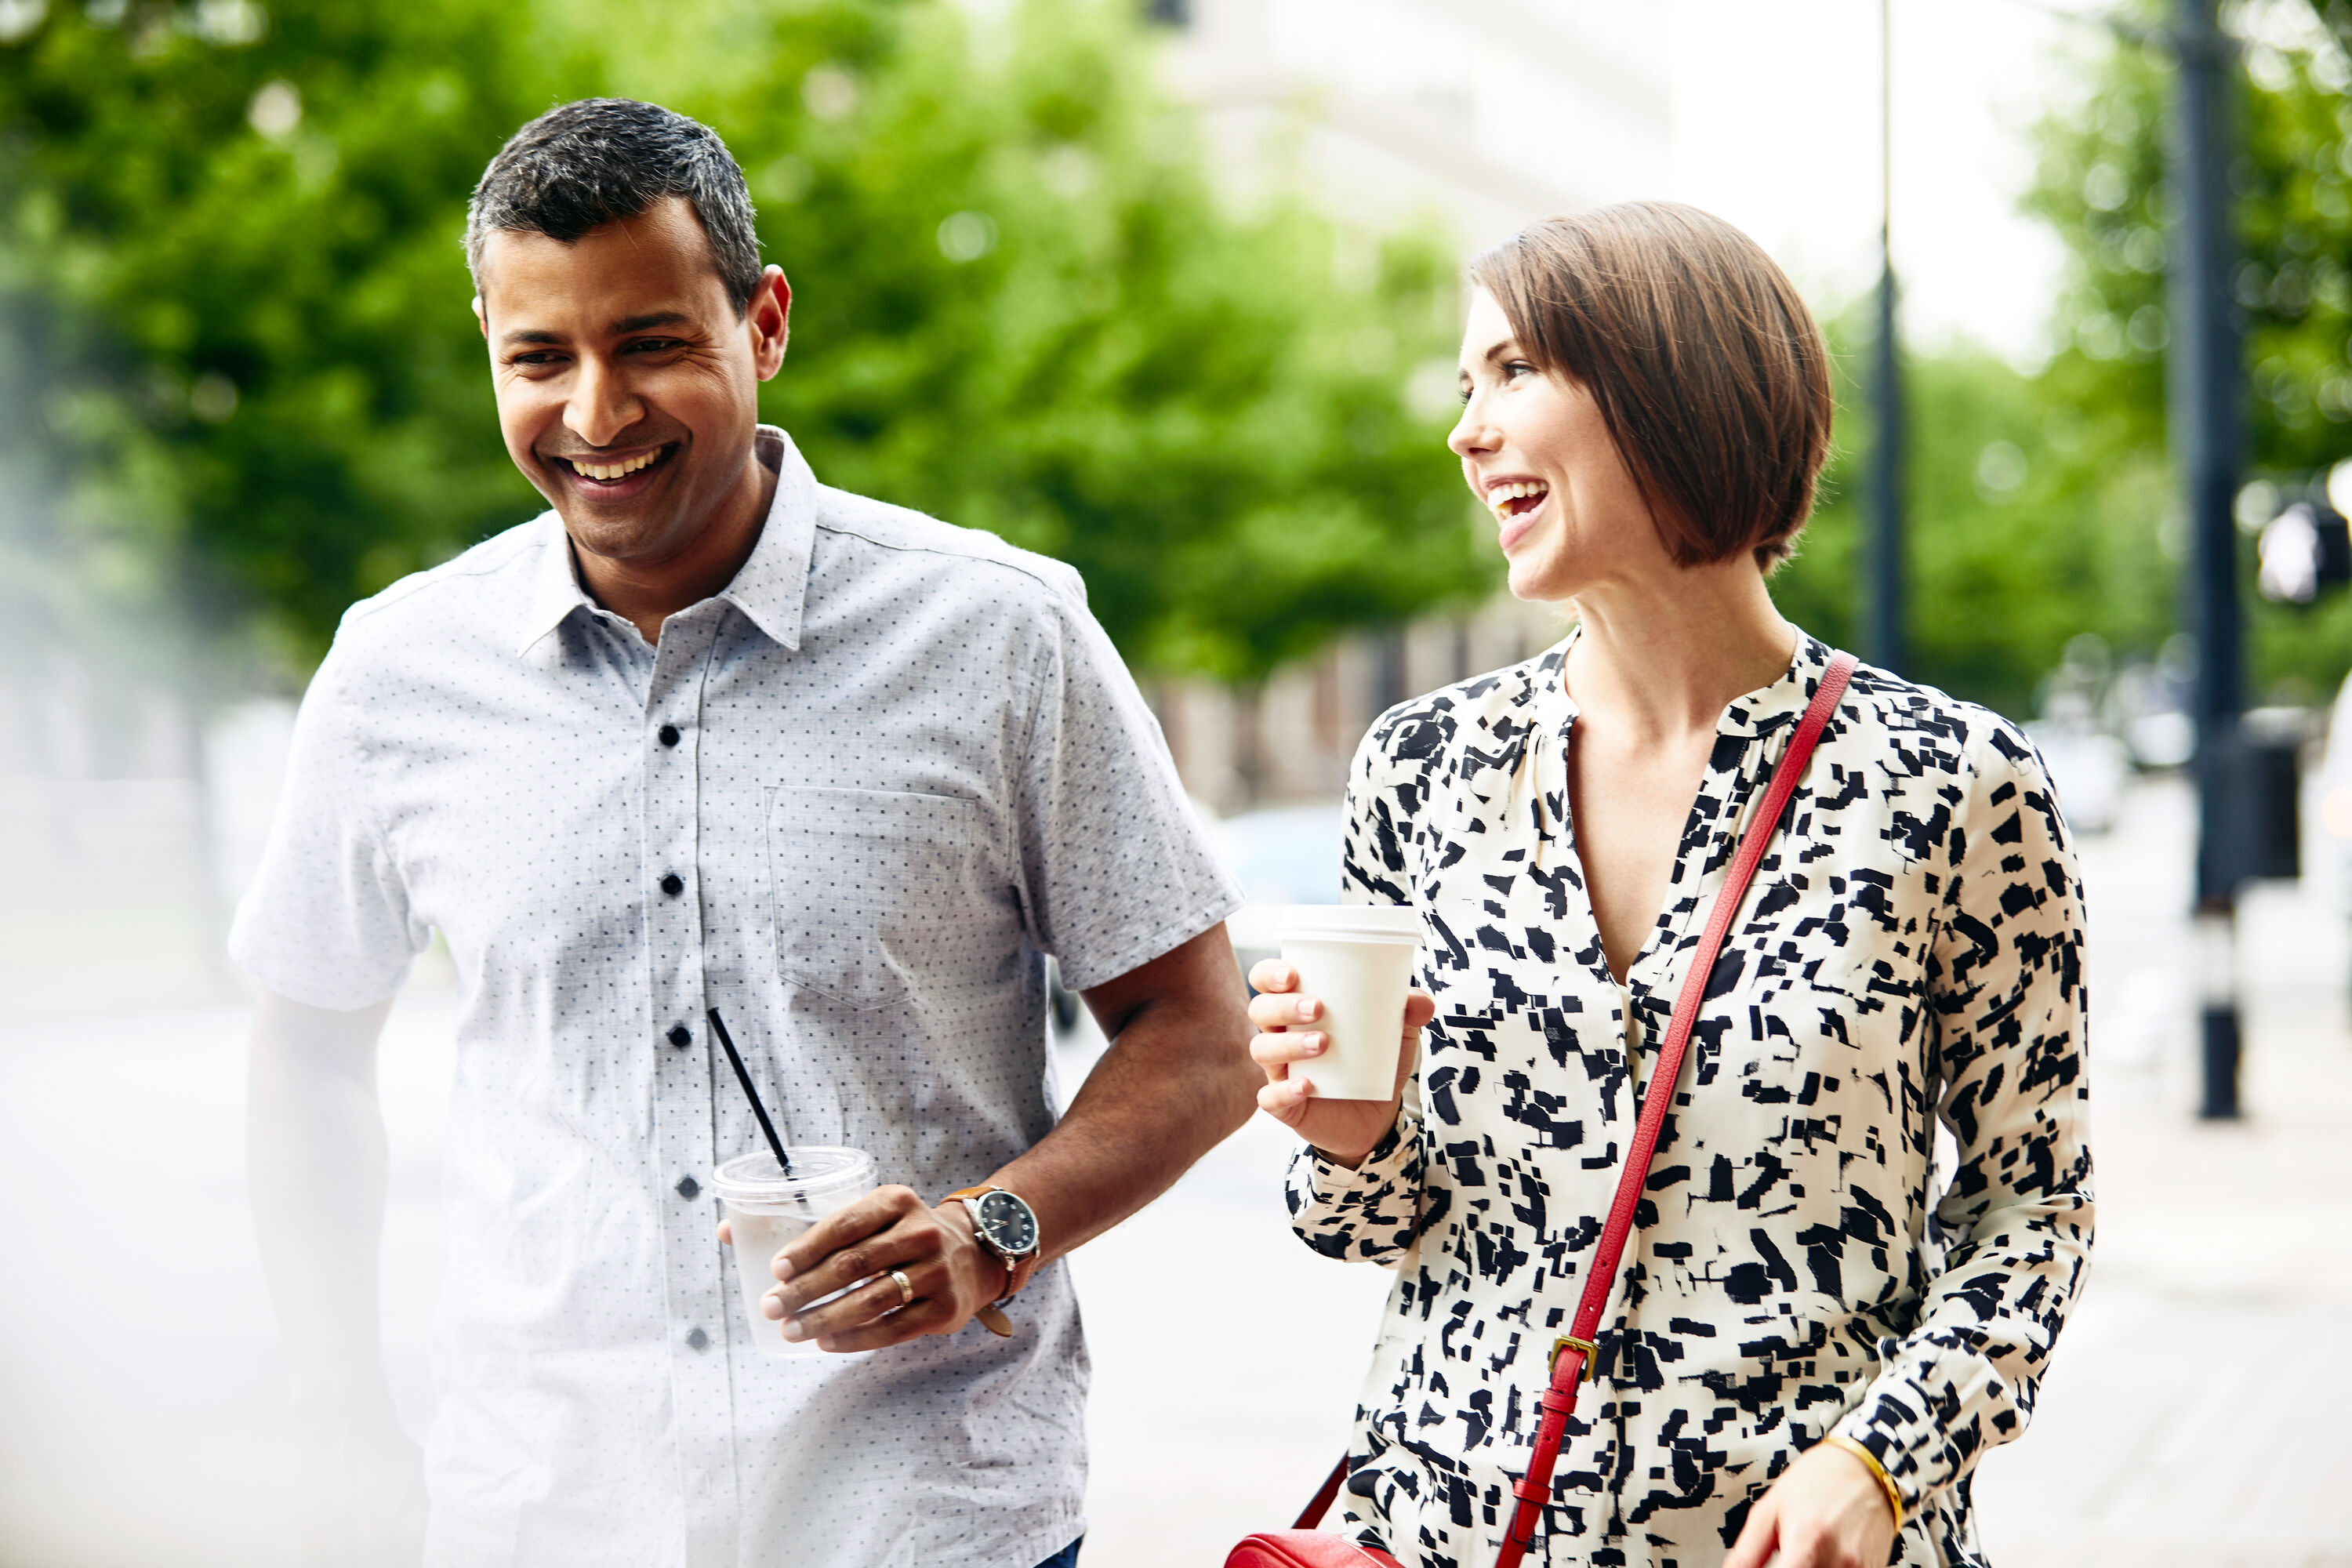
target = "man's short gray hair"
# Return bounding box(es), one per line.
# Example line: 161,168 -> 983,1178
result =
466,99 -> 761,314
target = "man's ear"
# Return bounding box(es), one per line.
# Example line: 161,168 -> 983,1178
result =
473,295 -> 488,339
750,266 -> 791,380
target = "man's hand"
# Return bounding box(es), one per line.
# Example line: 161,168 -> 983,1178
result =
1723,1439 -> 1899,1568
291,1398 -> 427,1568
710,923 -> 1255,1352
717,1186 -> 1006,1352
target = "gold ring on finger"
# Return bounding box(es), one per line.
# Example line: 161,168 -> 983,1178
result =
888,1269 -> 914,1306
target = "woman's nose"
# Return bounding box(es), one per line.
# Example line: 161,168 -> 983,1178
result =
1448,397 -> 1497,460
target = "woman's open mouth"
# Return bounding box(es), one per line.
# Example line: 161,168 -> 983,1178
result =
1488,479 -> 1550,548
551,441 -> 679,502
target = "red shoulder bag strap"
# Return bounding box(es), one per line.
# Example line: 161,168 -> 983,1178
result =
1290,655 -> 1857,1561
1489,650 -> 1857,1566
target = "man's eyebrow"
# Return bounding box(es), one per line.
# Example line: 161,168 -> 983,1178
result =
499,328 -> 566,347
612,310 -> 691,334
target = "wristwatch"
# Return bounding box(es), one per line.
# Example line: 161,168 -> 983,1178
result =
944,1185 -> 1042,1337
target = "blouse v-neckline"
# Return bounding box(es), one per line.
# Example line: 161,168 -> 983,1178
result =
1527,626 -> 1831,1060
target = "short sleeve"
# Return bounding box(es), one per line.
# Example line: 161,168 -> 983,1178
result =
227,637 -> 429,1010
1012,593 -> 1240,992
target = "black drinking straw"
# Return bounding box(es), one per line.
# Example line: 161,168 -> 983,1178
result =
706,1008 -> 793,1178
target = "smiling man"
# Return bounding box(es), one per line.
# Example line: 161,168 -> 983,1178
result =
233,100 -> 1256,1568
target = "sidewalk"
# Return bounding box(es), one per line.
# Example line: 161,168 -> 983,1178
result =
2,775 -> 2348,1565
1962,776 -> 2352,1566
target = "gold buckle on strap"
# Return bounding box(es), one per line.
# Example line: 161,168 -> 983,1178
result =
1551,1334 -> 1599,1383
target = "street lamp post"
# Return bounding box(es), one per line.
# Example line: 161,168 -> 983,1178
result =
2169,0 -> 2245,1120
1866,0 -> 1905,677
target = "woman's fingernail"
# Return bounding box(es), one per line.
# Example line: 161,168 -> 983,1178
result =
1301,1033 -> 1325,1054
1295,998 -> 1315,1021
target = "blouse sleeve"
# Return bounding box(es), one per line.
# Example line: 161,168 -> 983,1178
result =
1831,720 -> 2094,1512
1285,713 -> 1432,1265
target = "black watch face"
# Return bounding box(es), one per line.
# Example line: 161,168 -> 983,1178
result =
976,1190 -> 1037,1254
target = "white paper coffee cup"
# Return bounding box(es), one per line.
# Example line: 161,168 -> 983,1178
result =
1276,904 -> 1422,1101
710,1147 -> 876,1359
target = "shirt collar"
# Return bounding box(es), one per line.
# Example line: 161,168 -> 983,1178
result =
513,424 -> 818,657
1715,631 -> 1835,741
1515,623 -> 1836,759
717,425 -> 817,652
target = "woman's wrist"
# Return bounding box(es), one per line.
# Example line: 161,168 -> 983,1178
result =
1308,1105 -> 1406,1171
1820,1432 -> 1904,1533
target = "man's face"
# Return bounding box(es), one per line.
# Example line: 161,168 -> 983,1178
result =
476,197 -> 789,566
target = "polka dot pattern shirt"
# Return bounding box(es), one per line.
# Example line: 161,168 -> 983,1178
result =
230,427 -> 1239,1568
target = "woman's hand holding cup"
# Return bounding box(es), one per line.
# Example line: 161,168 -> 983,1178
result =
1249,958 -> 1434,1168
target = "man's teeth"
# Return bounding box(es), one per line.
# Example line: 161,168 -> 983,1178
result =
571,449 -> 661,481
1489,481 -> 1550,517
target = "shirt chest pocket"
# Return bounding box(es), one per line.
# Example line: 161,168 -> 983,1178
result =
768,786 -> 989,1009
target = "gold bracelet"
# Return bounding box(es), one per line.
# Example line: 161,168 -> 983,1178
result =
1820,1432 -> 1905,1534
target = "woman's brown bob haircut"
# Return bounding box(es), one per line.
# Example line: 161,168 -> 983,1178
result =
1469,201 -> 1834,570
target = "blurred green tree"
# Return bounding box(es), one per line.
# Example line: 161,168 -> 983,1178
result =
0,0 -> 1485,685
0,0 -> 579,681
2022,0 -> 2352,707
1769,313 -> 2178,718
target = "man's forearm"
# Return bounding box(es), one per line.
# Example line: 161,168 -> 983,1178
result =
248,992 -> 400,1410
987,931 -> 1257,1265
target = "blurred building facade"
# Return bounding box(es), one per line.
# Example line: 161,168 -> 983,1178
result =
1148,0 -> 1672,813
1159,0 -> 1671,249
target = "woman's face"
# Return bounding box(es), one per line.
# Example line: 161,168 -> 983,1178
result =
1448,288 -> 1673,603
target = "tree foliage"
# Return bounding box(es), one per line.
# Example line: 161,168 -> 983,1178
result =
0,0 -> 1486,686
2022,0 -> 2352,706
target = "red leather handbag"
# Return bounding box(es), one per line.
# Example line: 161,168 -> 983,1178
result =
1225,654 -> 1857,1568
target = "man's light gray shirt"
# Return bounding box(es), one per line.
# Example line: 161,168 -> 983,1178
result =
230,427 -> 1240,1568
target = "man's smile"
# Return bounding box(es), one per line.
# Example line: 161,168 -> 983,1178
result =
543,440 -> 681,500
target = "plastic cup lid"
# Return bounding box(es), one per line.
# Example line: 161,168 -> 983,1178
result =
1272,903 -> 1424,944
710,1146 -> 873,1203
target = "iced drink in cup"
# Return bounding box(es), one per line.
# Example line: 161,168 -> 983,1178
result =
710,1146 -> 876,1359
1275,905 -> 1424,1100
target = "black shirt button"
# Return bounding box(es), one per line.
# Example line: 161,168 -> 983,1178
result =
667,1024 -> 692,1048
676,1175 -> 700,1200
658,724 -> 681,747
686,1327 -> 710,1352
660,873 -> 684,897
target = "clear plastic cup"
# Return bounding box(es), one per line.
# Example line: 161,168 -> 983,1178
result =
1276,904 -> 1423,1101
710,1146 -> 877,1359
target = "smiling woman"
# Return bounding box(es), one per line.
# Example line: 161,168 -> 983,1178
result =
1465,205 -> 1832,581
1246,202 -> 2092,1568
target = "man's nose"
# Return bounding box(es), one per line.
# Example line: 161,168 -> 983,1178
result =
564,356 -> 644,449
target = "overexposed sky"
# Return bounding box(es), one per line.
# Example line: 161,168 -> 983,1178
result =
1668,0 -> 2078,365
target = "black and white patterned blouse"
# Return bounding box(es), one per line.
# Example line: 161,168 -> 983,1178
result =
1287,631 -> 2092,1567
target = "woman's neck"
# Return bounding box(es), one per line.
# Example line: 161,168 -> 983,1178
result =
1560,559 -> 1799,742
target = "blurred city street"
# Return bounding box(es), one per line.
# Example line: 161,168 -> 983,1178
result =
4,768 -> 2352,1566
9,2 -> 2352,1565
